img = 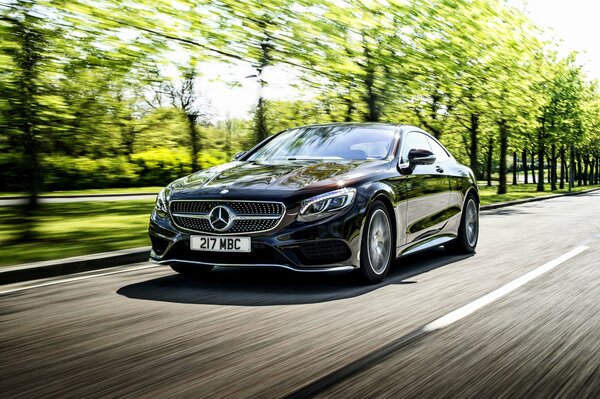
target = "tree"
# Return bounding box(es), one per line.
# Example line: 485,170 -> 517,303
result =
164,63 -> 211,172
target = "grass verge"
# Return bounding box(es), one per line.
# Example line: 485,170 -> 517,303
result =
478,183 -> 600,205
0,200 -> 154,266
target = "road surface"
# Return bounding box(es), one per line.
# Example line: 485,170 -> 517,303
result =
1,191 -> 600,398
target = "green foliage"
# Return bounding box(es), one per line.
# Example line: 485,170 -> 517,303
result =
43,155 -> 139,189
133,107 -> 189,152
130,148 -> 192,186
1,0 -> 600,197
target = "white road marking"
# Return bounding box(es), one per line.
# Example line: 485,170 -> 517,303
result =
424,245 -> 589,331
0,264 -> 157,295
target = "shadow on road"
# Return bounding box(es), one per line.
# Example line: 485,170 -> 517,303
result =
117,247 -> 473,306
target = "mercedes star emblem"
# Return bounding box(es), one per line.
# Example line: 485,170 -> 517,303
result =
209,205 -> 234,231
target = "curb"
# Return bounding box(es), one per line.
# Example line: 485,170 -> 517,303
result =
480,187 -> 600,210
0,247 -> 150,285
1,186 -> 598,286
0,192 -> 158,200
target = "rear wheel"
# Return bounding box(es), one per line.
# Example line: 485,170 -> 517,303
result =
445,193 -> 479,254
359,201 -> 394,284
170,264 -> 214,277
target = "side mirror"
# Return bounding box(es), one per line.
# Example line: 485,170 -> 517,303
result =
408,148 -> 436,166
233,151 -> 246,161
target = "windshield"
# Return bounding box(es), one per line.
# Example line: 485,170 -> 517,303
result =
247,125 -> 397,162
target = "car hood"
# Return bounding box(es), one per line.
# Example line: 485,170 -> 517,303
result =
168,159 -> 391,199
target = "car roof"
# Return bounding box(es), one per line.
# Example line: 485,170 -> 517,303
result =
288,122 -> 424,132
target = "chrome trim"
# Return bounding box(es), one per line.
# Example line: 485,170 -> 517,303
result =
400,235 -> 455,257
170,199 -> 286,204
150,258 -> 356,273
208,205 -> 235,232
236,214 -> 281,220
172,212 -> 210,219
169,199 -> 287,236
171,213 -> 280,221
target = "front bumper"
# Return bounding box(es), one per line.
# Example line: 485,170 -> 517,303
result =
148,205 -> 364,272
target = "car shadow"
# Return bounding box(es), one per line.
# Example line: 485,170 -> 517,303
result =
117,247 -> 474,306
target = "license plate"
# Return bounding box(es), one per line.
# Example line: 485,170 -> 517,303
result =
190,236 -> 251,253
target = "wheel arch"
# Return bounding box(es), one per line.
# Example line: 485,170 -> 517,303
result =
369,190 -> 398,254
464,186 -> 480,207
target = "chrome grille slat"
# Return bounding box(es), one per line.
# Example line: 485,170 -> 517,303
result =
170,200 -> 285,234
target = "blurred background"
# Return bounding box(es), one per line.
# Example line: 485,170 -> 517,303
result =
1,0 -> 599,266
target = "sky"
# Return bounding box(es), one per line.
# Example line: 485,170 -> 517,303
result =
515,0 -> 600,79
196,0 -> 600,120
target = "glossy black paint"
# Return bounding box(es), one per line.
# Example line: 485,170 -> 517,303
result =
148,123 -> 478,272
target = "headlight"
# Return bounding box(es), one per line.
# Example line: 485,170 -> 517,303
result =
154,187 -> 168,218
298,188 -> 356,222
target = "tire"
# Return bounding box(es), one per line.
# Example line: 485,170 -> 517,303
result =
358,201 -> 394,284
170,264 -> 214,277
445,193 -> 479,254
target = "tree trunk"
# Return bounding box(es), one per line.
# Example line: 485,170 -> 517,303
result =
362,43 -> 380,122
486,137 -> 494,187
225,120 -> 232,159
187,115 -> 200,172
513,151 -> 518,186
569,145 -> 575,191
588,158 -> 595,186
559,147 -> 565,189
344,97 -> 354,122
550,144 -> 557,191
583,156 -> 589,186
254,96 -> 269,145
531,151 -> 536,185
576,152 -> 583,186
12,16 -> 46,240
522,150 -> 528,184
537,130 -> 545,192
469,114 -> 480,180
497,120 -> 508,195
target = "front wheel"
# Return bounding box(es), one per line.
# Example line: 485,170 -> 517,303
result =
445,194 -> 479,254
359,201 -> 394,284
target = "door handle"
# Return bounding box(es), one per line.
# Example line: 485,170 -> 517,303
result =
436,165 -> 444,173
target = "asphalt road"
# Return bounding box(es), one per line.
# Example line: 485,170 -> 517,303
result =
1,191 -> 600,398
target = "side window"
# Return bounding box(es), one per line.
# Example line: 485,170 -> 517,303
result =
427,137 -> 451,161
401,132 -> 431,163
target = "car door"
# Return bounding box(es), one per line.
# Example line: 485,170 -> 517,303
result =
401,131 -> 451,245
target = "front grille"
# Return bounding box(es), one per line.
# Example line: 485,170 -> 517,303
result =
170,200 -> 285,234
296,240 -> 352,265
171,201 -> 283,215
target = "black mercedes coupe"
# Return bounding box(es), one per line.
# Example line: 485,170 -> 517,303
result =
148,123 -> 479,284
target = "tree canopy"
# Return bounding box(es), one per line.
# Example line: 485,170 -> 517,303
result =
1,0 -> 600,201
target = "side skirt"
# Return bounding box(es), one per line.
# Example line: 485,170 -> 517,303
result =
397,234 -> 456,258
